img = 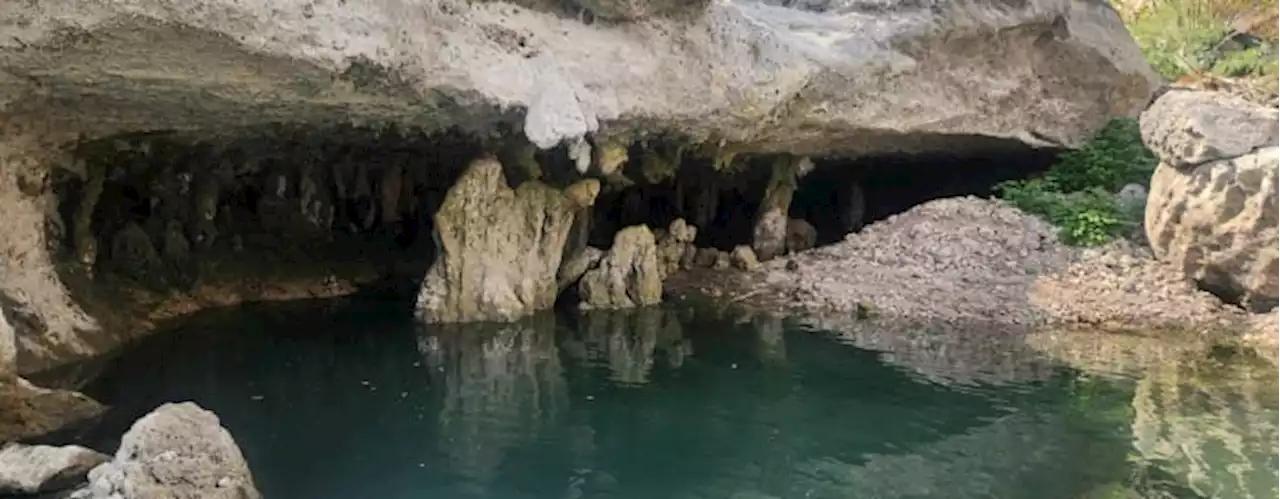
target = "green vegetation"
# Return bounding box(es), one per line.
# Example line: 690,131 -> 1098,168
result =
1122,0 -> 1278,82
997,118 -> 1157,246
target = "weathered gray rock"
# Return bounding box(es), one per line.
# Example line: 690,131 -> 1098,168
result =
730,245 -> 761,271
1145,148 -> 1279,312
416,156 -> 600,322
1142,90 -> 1280,313
1114,183 -> 1147,212
1140,91 -> 1280,169
785,217 -> 817,254
579,226 -> 663,309
78,402 -> 260,499
0,443 -> 108,495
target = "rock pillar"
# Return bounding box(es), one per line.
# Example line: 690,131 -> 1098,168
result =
752,155 -> 802,261
415,156 -> 599,323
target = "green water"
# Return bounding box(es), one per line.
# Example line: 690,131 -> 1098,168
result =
73,298 -> 1274,499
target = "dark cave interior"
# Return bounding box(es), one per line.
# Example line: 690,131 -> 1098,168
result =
49,126 -> 1061,303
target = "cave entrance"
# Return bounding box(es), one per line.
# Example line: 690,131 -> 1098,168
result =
793,147 -> 1063,246
51,126 -> 485,316
578,143 -> 1061,262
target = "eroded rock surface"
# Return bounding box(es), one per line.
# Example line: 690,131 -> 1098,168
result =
654,219 -> 697,279
579,225 -> 662,309
0,443 -> 108,495
0,378 -> 105,443
0,0 -> 1156,154
416,156 -> 599,322
1140,90 -> 1279,169
1142,91 -> 1280,312
78,402 -> 260,499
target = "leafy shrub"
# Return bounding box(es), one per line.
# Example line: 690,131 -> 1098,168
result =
996,117 -> 1156,246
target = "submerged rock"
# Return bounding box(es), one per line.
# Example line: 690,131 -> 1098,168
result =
78,402 -> 260,499
416,156 -> 599,323
579,225 -> 663,309
1142,91 -> 1280,312
0,378 -> 106,443
0,443 -> 108,495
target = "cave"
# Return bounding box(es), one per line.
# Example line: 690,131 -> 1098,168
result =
576,143 -> 1062,253
17,119 -> 1075,380
48,127 -> 490,328
793,145 -> 1064,246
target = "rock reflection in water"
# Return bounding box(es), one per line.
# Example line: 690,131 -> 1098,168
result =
417,314 -> 568,485
564,307 -> 691,385
1130,354 -> 1278,499
1030,329 -> 1280,499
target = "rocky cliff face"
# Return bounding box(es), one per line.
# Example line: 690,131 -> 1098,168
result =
0,0 -> 1158,371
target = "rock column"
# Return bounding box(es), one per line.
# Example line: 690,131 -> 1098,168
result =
752,155 -> 803,261
0,117 -> 100,374
415,155 -> 599,323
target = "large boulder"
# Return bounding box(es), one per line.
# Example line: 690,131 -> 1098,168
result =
77,402 -> 260,499
579,225 -> 663,309
1143,91 -> 1280,312
0,443 -> 108,495
416,156 -> 600,323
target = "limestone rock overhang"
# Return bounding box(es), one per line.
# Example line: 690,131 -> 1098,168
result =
0,0 -> 1159,158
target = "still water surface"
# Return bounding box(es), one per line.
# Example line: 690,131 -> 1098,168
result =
78,298 -> 1276,499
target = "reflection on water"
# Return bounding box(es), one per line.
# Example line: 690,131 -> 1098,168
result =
1031,329 -> 1280,499
419,316 -> 568,486
69,298 -> 1278,499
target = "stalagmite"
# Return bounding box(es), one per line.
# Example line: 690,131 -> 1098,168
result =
752,155 -> 803,262
416,156 -> 600,323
